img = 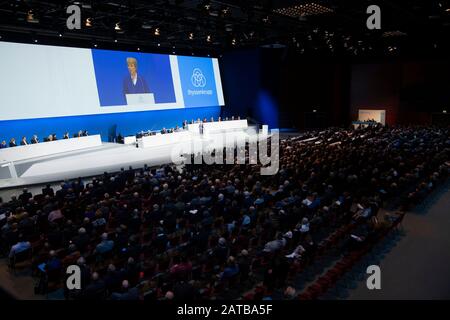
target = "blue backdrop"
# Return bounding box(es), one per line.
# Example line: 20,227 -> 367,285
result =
0,107 -> 220,143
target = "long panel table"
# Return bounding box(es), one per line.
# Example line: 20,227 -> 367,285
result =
187,119 -> 248,134
137,131 -> 192,149
0,135 -> 102,163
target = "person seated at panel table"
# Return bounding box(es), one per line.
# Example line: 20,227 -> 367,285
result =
190,119 -> 194,124
182,120 -> 188,130
225,117 -> 229,121
196,118 -> 201,123
63,132 -> 69,139
20,136 -> 28,146
31,135 -> 39,144
82,130 -> 89,137
47,134 -> 54,142
161,127 -> 167,134
218,116 -> 222,122
210,116 -> 214,122
231,116 -> 235,120
0,140 -> 6,149
9,138 -> 17,147
52,134 -> 58,141
123,57 -> 150,97
237,116 -> 241,120
203,118 -> 207,123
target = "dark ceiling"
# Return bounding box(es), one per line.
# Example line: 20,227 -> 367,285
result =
0,0 -> 450,57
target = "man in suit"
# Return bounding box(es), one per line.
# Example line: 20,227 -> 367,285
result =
123,57 -> 150,97
42,184 -> 55,197
63,132 -> 69,139
20,136 -> 28,146
31,135 -> 39,144
0,140 -> 6,149
9,138 -> 17,147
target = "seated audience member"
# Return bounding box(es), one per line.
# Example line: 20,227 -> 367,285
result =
82,272 -> 106,300
31,135 -> 39,144
42,184 -> 55,197
63,132 -> 69,139
0,140 -> 6,148
72,228 -> 90,253
45,250 -> 62,273
20,136 -> 28,146
9,138 -> 17,147
61,244 -> 81,266
95,233 -> 114,255
48,206 -> 63,223
9,235 -> 31,258
263,233 -> 287,253
111,280 -> 139,300
220,256 -> 240,280
18,188 -> 32,203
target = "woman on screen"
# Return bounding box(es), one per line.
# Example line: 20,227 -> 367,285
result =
123,57 -> 150,96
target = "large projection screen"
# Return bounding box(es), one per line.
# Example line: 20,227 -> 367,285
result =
0,41 -> 225,121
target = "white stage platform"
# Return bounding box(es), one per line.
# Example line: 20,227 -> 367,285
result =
0,127 -> 267,189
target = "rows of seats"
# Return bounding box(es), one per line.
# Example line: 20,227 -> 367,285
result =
0,125 -> 448,300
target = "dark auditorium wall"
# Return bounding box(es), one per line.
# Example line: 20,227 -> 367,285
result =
350,59 -> 450,125
350,62 -> 401,126
221,48 -> 351,129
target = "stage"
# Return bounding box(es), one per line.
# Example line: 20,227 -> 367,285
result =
0,127 -> 266,189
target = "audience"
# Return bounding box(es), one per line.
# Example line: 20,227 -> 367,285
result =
0,124 -> 448,301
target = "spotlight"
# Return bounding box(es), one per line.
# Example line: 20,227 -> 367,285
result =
94,43 -> 98,47
34,39 -> 38,43
59,33 -> 62,37
443,110 -> 448,113
85,18 -> 93,27
137,47 -> 140,51
157,43 -> 161,47
115,23 -> 121,31
207,35 -> 212,42
231,38 -> 236,45
189,32 -> 194,40
114,39 -> 118,43
154,28 -> 160,36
